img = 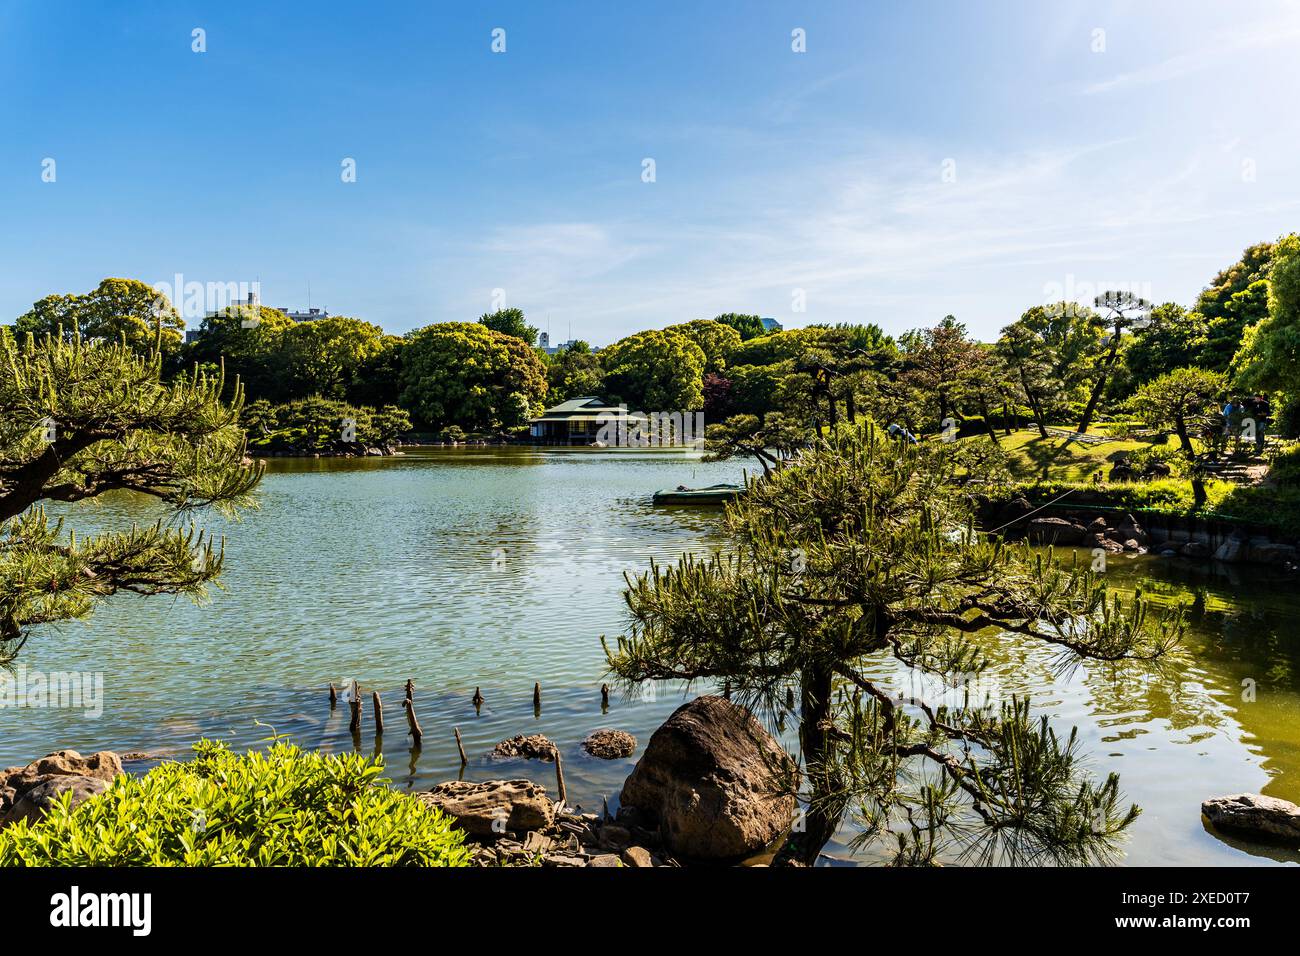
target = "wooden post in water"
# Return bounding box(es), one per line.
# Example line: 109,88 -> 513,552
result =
348,681 -> 362,732
600,683 -> 609,709
372,691 -> 384,735
403,698 -> 423,748
533,681 -> 541,713
405,679 -> 414,703
555,748 -> 568,808
453,727 -> 468,766
329,683 -> 337,705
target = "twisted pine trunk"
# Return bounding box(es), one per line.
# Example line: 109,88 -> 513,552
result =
776,665 -> 839,866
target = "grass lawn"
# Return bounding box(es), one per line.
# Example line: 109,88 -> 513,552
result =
975,427 -> 1300,537
990,427 -> 1179,483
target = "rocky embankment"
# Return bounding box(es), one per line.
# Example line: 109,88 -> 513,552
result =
7,701 -> 1300,862
263,442 -> 402,458
0,750 -> 123,826
421,696 -> 797,866
989,497 -> 1298,567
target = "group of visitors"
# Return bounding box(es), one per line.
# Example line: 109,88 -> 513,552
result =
1219,395 -> 1271,455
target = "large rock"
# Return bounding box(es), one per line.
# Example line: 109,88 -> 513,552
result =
1246,541 -> 1298,565
1213,536 -> 1247,562
0,750 -> 122,827
1202,793 -> 1300,844
620,695 -> 796,861
490,734 -> 557,761
582,729 -> 637,760
1025,517 -> 1085,546
418,779 -> 555,836
3,776 -> 112,827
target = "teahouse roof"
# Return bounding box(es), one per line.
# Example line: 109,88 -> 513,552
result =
529,396 -> 648,424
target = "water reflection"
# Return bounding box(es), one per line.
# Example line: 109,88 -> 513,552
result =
3,449 -> 1298,865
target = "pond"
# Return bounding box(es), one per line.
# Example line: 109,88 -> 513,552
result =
4,448 -> 1297,866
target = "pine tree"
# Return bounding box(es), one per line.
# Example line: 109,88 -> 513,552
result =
604,422 -> 1183,866
0,330 -> 262,663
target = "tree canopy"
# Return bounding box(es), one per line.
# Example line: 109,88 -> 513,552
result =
606,422 -> 1182,865
1234,233 -> 1300,393
0,330 -> 262,663
478,308 -> 537,346
600,329 -> 706,411
16,278 -> 185,357
399,322 -> 547,430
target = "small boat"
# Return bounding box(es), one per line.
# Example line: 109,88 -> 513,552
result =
652,483 -> 744,506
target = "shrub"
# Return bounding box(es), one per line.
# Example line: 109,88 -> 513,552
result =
1275,394 -> 1300,440
1266,444 -> 1300,486
0,740 -> 471,867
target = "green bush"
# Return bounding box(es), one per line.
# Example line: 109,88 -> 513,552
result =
997,478 -> 1300,537
1274,394 -> 1300,440
0,739 -> 471,867
1270,444 -> 1300,486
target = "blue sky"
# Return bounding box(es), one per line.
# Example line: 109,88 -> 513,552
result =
2,0 -> 1298,343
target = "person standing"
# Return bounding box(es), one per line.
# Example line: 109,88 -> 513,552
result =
1246,394 -> 1271,455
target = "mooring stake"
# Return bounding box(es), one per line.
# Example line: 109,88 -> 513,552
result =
348,681 -> 362,733
404,697 -> 423,747
454,726 -> 468,766
372,691 -> 384,735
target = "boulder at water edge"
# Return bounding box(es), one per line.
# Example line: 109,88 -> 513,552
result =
0,750 -> 123,827
619,695 -> 796,861
418,779 -> 555,836
1202,793 -> 1300,844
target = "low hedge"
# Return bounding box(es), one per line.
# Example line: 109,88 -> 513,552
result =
0,739 -> 471,867
996,479 -> 1300,538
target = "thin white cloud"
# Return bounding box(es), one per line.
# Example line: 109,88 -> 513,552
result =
1082,20 -> 1300,95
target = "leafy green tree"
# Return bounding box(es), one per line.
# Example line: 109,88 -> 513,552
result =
665,319 -> 742,373
186,305 -> 298,402
400,322 -> 547,430
1077,291 -> 1150,434
348,336 -> 405,409
729,328 -> 823,367
606,422 -> 1181,866
1234,233 -> 1300,393
704,412 -> 808,475
1128,367 -> 1227,457
996,303 -> 1106,437
714,313 -> 768,341
277,315 -> 389,400
0,330 -> 261,663
241,398 -> 277,438
545,340 -> 603,400
898,316 -> 983,426
479,308 -> 537,346
1203,281 -> 1268,374
371,405 -> 412,445
16,278 -> 185,357
725,363 -> 789,417
1124,303 -> 1207,385
600,329 -> 705,411
955,345 -> 1015,441
1196,240 -> 1274,329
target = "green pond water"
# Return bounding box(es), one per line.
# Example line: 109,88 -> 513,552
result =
3,447 -> 1298,866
